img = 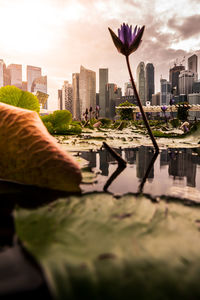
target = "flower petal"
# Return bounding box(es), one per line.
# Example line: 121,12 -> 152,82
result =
108,27 -> 125,54
128,25 -> 145,55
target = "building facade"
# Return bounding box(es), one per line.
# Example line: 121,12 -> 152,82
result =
160,79 -> 171,105
27,65 -> 42,92
7,64 -> 22,89
58,89 -> 62,110
99,68 -> 108,117
136,62 -> 145,105
152,92 -> 160,106
179,70 -> 195,95
192,81 -> 200,93
124,81 -> 134,96
145,63 -> 155,103
79,65 -> 96,119
188,93 -> 200,119
106,83 -> 122,119
169,64 -> 185,95
72,73 -> 80,120
62,81 -> 73,114
188,54 -> 198,80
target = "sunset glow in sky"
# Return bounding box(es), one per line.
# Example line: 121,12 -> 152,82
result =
0,0 -> 200,110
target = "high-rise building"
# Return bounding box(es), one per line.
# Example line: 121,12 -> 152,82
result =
58,89 -> 62,110
32,75 -> 48,109
72,73 -> 80,120
27,65 -> 42,92
99,68 -> 108,117
188,54 -> 198,79
79,65 -> 96,119
0,60 -> 10,87
7,64 -> 22,89
193,81 -> 200,93
0,60 -> 4,87
124,81 -> 134,96
160,79 -> 171,105
106,83 -> 122,119
188,93 -> 200,119
152,92 -> 160,106
32,75 -> 47,94
136,62 -> 145,105
169,64 -> 185,95
145,63 -> 155,103
62,81 -> 73,114
179,70 -> 194,95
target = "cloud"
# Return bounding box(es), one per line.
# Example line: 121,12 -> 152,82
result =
168,15 -> 200,39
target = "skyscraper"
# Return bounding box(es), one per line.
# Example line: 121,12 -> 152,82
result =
145,63 -> 155,103
32,75 -> 48,109
27,65 -> 42,92
32,75 -> 47,93
79,65 -> 96,119
136,62 -> 145,105
72,73 -> 80,120
169,64 -> 185,95
179,70 -> 195,95
99,68 -> 108,117
0,60 -> 4,87
106,83 -> 122,119
160,79 -> 171,105
62,81 -> 73,114
7,64 -> 22,89
58,89 -> 62,110
188,54 -> 198,73
124,81 -> 134,96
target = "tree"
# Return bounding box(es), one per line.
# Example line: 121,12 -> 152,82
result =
177,102 -> 190,121
0,85 -> 40,112
51,110 -> 72,130
117,100 -> 135,120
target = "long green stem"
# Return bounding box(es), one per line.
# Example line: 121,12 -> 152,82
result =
125,55 -> 159,152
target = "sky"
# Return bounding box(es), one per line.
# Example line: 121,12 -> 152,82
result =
0,0 -> 200,110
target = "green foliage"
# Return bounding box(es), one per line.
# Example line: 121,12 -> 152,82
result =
117,101 -> 135,120
152,130 -> 180,138
15,193 -> 200,300
89,118 -> 98,126
51,110 -> 72,129
99,118 -> 112,127
177,102 -> 190,121
44,121 -> 54,134
67,124 -> 82,135
170,118 -> 180,128
41,110 -> 80,135
0,85 -> 40,112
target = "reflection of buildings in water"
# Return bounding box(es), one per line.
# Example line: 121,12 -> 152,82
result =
80,151 -> 97,169
160,149 -> 169,167
98,148 -> 122,176
136,146 -> 154,179
168,149 -> 196,187
124,148 -> 137,164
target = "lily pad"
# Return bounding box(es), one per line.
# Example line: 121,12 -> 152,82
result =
15,193 -> 200,299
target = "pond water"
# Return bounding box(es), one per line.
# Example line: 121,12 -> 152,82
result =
80,146 -> 200,202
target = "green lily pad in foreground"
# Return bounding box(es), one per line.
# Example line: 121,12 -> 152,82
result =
15,193 -> 200,300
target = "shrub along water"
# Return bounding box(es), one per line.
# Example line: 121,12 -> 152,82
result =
41,110 -> 82,135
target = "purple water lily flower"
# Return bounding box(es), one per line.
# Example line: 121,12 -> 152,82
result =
108,23 -> 145,56
161,106 -> 167,112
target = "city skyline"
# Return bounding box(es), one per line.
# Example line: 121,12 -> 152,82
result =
0,0 -> 200,110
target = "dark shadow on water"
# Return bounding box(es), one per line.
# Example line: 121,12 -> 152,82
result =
103,164 -> 126,192
138,149 -> 159,194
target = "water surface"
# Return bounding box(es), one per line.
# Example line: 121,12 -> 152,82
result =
80,146 -> 200,202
